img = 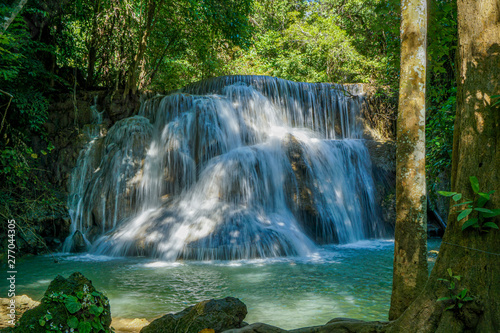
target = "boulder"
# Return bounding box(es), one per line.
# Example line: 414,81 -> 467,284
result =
0,296 -> 39,329
5,272 -> 111,333
140,297 -> 247,333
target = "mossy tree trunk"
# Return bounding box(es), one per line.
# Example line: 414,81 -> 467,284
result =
388,0 -> 500,330
389,0 -> 428,321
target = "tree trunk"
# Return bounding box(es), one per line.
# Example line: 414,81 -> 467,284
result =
389,0 -> 428,320
1,0 -> 28,33
388,0 -> 500,330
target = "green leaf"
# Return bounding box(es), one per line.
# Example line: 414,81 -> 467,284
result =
452,201 -> 473,207
462,218 -> 478,230
437,297 -> 451,302
78,321 -> 92,333
64,296 -> 82,314
438,191 -> 457,197
39,319 -> 45,327
483,209 -> 500,218
445,304 -> 456,310
452,193 -> 462,201
474,208 -> 493,214
463,297 -> 474,302
76,291 -> 84,299
437,278 -> 449,282
92,317 -> 105,330
458,302 -> 463,308
469,176 -> 479,193
483,222 -> 499,229
89,304 -> 104,316
457,209 -> 473,221
67,316 -> 79,329
459,289 -> 467,298
447,268 -> 453,277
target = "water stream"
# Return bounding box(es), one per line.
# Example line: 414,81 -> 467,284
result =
4,240 -> 441,329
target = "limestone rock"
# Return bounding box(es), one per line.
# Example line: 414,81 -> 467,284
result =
0,296 -> 40,329
141,297 -> 247,333
111,317 -> 150,332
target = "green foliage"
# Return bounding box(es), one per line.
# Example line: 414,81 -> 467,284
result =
437,268 -> 474,311
426,0 -> 458,199
41,285 -> 112,333
439,176 -> 500,231
228,0 -> 397,84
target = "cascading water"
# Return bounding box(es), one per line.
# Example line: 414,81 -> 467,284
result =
64,75 -> 387,260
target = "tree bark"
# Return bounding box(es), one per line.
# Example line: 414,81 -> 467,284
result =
1,0 -> 28,33
388,0 -> 500,330
389,0 -> 428,320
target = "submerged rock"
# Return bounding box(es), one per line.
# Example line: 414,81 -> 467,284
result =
140,297 -> 247,333
4,272 -> 111,333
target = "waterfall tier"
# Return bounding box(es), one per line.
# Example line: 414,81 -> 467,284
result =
64,75 -> 387,260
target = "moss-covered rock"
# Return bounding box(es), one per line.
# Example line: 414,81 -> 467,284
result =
140,297 -> 247,333
4,272 -> 111,333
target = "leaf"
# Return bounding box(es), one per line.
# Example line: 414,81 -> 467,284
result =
437,278 -> 449,282
452,201 -> 473,207
89,304 -> 104,316
474,208 -> 494,214
483,222 -> 499,229
469,176 -> 479,193
67,316 -> 79,329
483,209 -> 500,218
92,317 -> 105,331
76,291 -> 84,299
452,193 -> 462,201
459,289 -> 467,298
437,297 -> 451,302
458,303 -> 463,308
438,191 -> 457,197
462,218 -> 478,231
39,319 -> 45,327
457,209 -> 473,221
463,297 -> 474,302
78,321 -> 92,333
447,268 -> 453,277
64,296 -> 82,314
445,304 -> 456,310
478,194 -> 489,208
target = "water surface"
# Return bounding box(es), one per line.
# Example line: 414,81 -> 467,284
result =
4,239 -> 441,330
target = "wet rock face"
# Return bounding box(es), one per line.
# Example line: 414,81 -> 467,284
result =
363,139 -> 396,228
140,297 -> 248,333
8,272 -> 111,333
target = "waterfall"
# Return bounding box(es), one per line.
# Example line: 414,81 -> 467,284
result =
64,75 -> 387,260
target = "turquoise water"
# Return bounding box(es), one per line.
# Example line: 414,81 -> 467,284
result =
3,239 -> 441,330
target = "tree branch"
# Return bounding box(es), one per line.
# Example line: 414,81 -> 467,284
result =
1,0 -> 29,34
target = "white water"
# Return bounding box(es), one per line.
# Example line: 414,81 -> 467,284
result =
64,75 -> 388,260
